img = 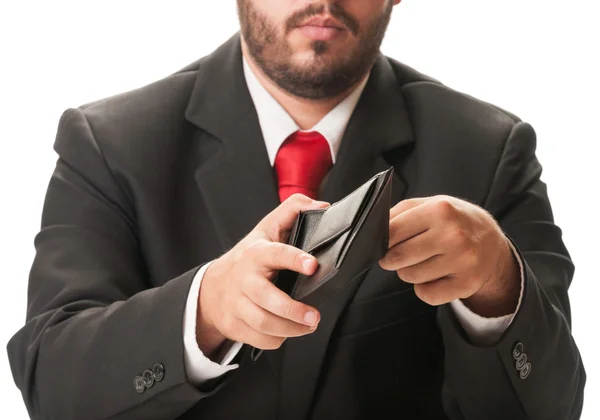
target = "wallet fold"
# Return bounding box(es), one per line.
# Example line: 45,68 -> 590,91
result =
251,166 -> 394,361
275,166 -> 394,306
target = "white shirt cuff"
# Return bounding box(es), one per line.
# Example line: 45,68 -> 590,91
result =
183,260 -> 243,386
449,237 -> 525,346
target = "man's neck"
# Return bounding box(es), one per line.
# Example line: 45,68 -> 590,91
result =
241,40 -> 364,130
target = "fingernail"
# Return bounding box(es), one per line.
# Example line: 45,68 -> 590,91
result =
304,311 -> 318,325
302,255 -> 315,272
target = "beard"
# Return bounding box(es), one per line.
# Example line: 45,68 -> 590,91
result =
236,1 -> 393,100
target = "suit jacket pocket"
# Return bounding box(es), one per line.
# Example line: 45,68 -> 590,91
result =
335,287 -> 432,338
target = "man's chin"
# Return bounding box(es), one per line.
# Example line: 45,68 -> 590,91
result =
286,60 -> 342,81
290,47 -> 349,67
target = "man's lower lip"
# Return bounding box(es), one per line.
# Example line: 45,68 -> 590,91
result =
297,26 -> 344,41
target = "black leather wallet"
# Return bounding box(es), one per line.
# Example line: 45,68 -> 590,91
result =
251,167 -> 394,361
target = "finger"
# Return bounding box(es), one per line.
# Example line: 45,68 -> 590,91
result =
413,275 -> 472,306
255,241 -> 319,276
388,202 -> 435,247
238,295 -> 316,338
396,254 -> 453,285
390,197 -> 428,219
258,194 -> 330,243
225,316 -> 287,351
380,228 -> 441,271
242,275 -> 321,327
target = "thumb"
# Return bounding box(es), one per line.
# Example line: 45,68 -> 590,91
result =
257,194 -> 330,243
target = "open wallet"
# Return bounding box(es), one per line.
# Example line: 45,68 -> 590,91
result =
251,166 -> 394,361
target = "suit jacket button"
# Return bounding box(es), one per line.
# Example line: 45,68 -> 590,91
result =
515,353 -> 528,370
134,375 -> 146,393
519,362 -> 532,379
142,369 -> 155,388
512,342 -> 524,360
152,363 -> 165,382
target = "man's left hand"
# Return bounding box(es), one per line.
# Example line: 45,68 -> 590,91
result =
378,195 -> 521,318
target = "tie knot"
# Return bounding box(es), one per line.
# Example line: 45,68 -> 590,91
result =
274,131 -> 333,202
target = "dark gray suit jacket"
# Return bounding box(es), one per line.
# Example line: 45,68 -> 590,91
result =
7,32 -> 585,419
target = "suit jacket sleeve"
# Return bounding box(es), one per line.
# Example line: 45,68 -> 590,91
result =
437,121 -> 586,419
6,108 -> 236,420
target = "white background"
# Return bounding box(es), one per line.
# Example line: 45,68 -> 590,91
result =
1,0 -> 598,418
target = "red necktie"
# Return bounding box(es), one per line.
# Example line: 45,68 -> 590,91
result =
274,131 -> 333,202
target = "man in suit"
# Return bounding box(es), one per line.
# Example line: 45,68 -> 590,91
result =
7,1 -> 585,419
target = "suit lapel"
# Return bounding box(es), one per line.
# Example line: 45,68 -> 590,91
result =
186,34 -> 280,253
193,115 -> 280,252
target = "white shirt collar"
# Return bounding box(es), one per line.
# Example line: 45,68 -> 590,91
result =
242,55 -> 370,166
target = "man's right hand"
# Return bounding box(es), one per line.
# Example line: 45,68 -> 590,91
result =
196,194 -> 331,357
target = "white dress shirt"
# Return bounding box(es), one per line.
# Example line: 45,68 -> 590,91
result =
182,55 -> 525,386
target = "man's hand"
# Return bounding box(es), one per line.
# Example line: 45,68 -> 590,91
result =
379,195 -> 521,318
196,194 -> 331,357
